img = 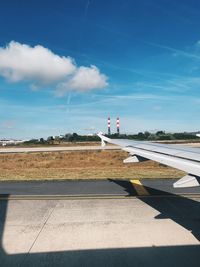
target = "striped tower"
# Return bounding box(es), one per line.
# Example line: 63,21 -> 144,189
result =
108,117 -> 111,135
116,117 -> 120,135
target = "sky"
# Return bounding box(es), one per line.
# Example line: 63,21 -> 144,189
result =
1,0 -> 200,139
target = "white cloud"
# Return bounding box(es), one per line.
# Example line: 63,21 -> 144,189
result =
56,65 -> 108,96
0,41 -> 76,83
68,65 -> 108,90
0,41 -> 108,94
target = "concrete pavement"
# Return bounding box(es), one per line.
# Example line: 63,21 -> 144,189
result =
0,179 -> 200,266
0,196 -> 200,266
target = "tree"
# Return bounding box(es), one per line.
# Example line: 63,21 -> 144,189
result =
39,138 -> 45,144
156,131 -> 165,136
47,136 -> 54,144
137,132 -> 145,139
144,131 -> 150,139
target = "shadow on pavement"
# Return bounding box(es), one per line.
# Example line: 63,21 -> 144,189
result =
4,244 -> 200,267
141,188 -> 200,241
108,179 -> 136,196
111,179 -> 200,241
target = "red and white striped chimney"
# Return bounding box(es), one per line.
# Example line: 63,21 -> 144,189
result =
116,117 -> 120,135
108,117 -> 111,135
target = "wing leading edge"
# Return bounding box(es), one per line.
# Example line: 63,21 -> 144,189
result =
97,133 -> 200,188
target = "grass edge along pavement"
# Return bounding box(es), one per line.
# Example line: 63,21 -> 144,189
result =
0,150 -> 184,181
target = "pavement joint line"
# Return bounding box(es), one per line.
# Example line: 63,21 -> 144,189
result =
130,179 -> 150,196
20,201 -> 58,264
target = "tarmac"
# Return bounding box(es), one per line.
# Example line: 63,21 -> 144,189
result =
0,179 -> 200,266
0,178 -> 200,197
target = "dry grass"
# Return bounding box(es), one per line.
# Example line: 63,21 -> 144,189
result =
0,150 -> 184,181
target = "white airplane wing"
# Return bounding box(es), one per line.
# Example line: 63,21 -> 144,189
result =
97,133 -> 200,188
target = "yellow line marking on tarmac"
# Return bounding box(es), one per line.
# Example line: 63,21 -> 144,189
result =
0,195 -> 128,200
130,179 -> 149,196
0,194 -> 200,200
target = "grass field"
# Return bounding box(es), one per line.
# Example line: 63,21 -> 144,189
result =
0,150 -> 184,180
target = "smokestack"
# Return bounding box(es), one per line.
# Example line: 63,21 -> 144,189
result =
108,117 -> 111,135
116,117 -> 120,135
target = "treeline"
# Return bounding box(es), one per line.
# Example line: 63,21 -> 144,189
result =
110,131 -> 199,141
24,131 -> 199,145
24,133 -> 100,145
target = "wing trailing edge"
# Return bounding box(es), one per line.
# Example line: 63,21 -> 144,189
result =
97,132 -> 200,188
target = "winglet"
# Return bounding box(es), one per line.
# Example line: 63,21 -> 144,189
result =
97,132 -> 111,147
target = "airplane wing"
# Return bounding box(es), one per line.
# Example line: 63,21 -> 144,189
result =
97,133 -> 200,188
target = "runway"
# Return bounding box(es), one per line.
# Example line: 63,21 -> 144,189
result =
0,145 -> 119,154
0,179 -> 200,266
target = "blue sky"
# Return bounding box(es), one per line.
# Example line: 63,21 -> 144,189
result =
1,0 -> 200,138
